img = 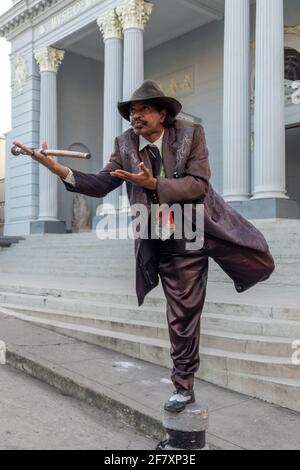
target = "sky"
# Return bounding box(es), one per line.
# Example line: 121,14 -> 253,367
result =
0,0 -> 12,136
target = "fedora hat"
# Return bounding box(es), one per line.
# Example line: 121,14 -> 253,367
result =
117,80 -> 182,121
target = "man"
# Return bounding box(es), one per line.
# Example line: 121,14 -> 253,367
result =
14,80 -> 275,413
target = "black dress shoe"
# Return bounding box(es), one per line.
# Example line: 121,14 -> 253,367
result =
164,388 -> 195,413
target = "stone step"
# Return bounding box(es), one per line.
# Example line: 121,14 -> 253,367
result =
2,242 -> 133,251
7,239 -> 300,250
0,291 -> 299,337
1,249 -> 300,262
11,238 -> 300,248
209,264 -> 300,279
223,371 -> 300,412
0,255 -> 297,268
0,267 -> 298,285
14,237 -> 132,247
1,302 -> 294,358
208,278 -> 300,290
208,271 -> 300,285
0,305 -> 299,412
0,286 -> 299,321
0,251 -> 133,259
0,260 -> 293,269
18,237 -> 295,246
0,256 -> 134,265
0,267 -> 129,278
1,241 -> 298,255
202,313 -> 300,338
0,262 -> 297,277
0,247 -> 298,258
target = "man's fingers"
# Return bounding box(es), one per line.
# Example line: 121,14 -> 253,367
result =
42,142 -> 48,150
12,141 -> 33,155
139,162 -> 150,175
110,170 -> 131,181
111,170 -> 135,179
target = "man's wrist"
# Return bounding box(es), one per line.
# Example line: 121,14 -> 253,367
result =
50,162 -> 69,179
148,178 -> 157,191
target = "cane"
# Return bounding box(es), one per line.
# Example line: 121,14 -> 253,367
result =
11,144 -> 91,160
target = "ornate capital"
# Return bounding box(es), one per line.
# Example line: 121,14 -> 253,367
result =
97,10 -> 122,41
34,47 -> 65,74
116,0 -> 153,31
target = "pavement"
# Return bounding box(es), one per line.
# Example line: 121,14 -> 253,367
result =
0,311 -> 299,450
0,365 -> 156,450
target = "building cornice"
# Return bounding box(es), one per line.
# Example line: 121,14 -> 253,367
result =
0,0 -> 60,38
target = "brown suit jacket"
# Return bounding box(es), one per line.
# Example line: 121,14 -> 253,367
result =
62,120 -> 270,305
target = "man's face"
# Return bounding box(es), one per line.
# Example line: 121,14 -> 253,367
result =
130,101 -> 166,138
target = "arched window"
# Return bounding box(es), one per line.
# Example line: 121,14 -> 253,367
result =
285,48 -> 300,81
68,143 -> 90,154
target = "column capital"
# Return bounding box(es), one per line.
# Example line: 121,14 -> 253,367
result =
97,9 -> 122,41
116,0 -> 153,31
34,47 -> 65,73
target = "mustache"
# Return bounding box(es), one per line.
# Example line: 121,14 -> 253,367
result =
131,119 -> 147,126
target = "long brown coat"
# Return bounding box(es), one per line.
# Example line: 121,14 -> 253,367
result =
62,120 -> 270,305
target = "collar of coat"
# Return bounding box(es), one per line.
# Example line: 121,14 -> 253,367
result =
117,120 -> 195,179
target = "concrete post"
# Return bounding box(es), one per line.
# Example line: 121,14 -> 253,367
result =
157,403 -> 209,450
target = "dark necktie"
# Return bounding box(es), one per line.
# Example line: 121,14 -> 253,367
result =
147,144 -> 162,177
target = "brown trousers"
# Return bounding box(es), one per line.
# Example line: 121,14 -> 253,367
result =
156,234 -> 275,390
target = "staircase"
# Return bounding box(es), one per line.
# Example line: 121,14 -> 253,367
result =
209,219 -> 300,289
0,220 -> 299,412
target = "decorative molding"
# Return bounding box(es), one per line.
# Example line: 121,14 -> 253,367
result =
156,66 -> 195,99
285,25 -> 300,36
250,25 -> 300,48
251,80 -> 299,109
116,0 -> 153,31
12,55 -> 29,96
36,0 -> 99,38
178,111 -> 202,124
34,46 -> 65,73
97,9 -> 122,41
0,0 -> 59,38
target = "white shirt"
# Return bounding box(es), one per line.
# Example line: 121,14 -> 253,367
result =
62,130 -> 165,187
139,130 -> 164,152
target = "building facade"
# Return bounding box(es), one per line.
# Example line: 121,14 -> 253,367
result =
1,0 -> 300,235
0,135 -> 5,234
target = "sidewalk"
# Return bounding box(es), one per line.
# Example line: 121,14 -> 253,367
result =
0,311 -> 299,450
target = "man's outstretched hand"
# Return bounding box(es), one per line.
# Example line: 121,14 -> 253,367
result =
110,162 -> 157,191
12,141 -> 55,167
12,141 -> 69,179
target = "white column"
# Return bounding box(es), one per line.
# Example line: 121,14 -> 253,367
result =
223,0 -> 250,202
117,0 -> 153,131
97,10 -> 123,211
252,0 -> 287,199
116,0 -> 153,213
34,46 -> 65,221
